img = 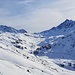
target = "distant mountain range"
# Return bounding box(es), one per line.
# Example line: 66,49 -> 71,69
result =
0,25 -> 27,33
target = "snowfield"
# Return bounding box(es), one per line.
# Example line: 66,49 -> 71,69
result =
0,19 -> 75,75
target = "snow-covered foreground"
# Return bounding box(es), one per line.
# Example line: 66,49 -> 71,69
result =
0,32 -> 75,75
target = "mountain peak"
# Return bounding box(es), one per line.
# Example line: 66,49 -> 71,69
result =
63,19 -> 74,24
64,19 -> 70,22
40,19 -> 75,36
57,19 -> 75,29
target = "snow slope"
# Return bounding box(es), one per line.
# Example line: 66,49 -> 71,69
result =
33,19 -> 75,71
0,21 -> 75,75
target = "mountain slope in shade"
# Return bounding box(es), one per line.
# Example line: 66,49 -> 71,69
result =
37,19 -> 75,59
33,19 -> 75,71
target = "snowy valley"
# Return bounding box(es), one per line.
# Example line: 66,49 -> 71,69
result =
0,19 -> 75,75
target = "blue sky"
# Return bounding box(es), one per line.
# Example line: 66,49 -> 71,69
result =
0,0 -> 75,33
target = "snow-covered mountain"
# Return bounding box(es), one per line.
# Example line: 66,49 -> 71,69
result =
0,25 -> 27,33
34,19 -> 75,71
40,19 -> 75,36
36,20 -> 75,58
0,20 -> 75,75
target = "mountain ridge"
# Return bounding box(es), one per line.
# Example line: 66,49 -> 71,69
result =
40,19 -> 75,36
0,25 -> 27,33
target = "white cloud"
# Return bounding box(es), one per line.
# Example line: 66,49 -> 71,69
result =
53,0 -> 75,20
23,8 -> 63,32
18,0 -> 34,5
53,0 -> 75,12
0,8 -> 10,16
